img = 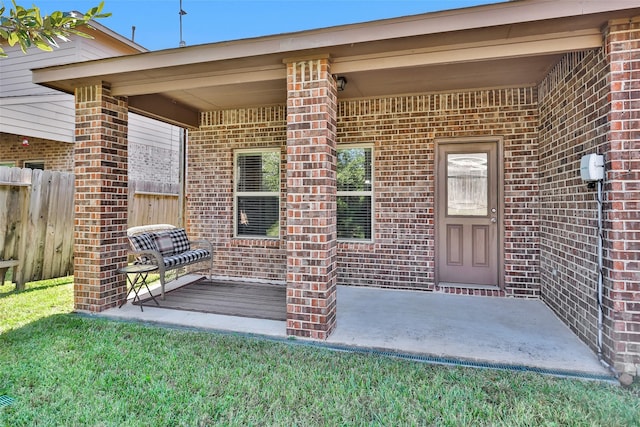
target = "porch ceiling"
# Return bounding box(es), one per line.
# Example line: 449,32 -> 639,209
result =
156,54 -> 565,110
31,1 -> 640,128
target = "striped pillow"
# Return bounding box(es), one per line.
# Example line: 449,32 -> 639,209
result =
129,233 -> 158,252
168,228 -> 191,254
153,232 -> 175,257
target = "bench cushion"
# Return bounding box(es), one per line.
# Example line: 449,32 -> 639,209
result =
162,249 -> 210,268
129,227 -> 209,271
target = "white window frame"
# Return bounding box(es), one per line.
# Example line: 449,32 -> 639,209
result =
337,143 -> 374,242
234,147 -> 281,239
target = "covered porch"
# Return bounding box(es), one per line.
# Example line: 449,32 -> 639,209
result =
102,276 -> 612,381
31,0 -> 640,381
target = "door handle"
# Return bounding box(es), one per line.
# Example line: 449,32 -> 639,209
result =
490,217 -> 497,223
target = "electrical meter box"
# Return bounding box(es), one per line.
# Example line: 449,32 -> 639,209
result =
580,154 -> 604,182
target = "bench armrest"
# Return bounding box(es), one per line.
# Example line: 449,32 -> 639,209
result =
189,239 -> 213,253
128,249 -> 165,269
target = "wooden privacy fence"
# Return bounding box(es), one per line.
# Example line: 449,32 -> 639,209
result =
0,167 -> 74,289
0,167 -> 180,289
128,180 -> 181,228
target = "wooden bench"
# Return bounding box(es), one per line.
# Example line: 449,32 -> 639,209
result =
127,224 -> 212,299
0,260 -> 19,287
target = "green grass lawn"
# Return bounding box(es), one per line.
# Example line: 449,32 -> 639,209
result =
1,278 -> 639,426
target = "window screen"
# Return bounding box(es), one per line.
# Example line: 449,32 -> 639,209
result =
235,149 -> 280,238
337,146 -> 373,240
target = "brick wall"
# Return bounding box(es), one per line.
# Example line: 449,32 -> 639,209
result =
538,50 -> 610,355
188,107 -> 288,281
73,84 -> 129,312
284,58 -> 338,338
0,133 -> 74,171
128,142 -> 179,184
337,89 -> 539,296
188,87 -> 540,297
605,19 -> 640,377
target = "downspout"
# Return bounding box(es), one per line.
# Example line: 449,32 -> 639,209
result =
594,167 -> 620,380
582,153 -> 616,376
596,178 -> 604,360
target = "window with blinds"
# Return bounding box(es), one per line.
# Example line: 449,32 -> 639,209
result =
337,145 -> 373,240
235,149 -> 280,238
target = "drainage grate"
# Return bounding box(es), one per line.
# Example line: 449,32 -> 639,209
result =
94,314 -> 618,384
344,348 -> 617,383
285,340 -> 617,383
0,395 -> 15,407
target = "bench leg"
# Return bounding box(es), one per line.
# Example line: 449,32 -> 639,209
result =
159,270 -> 166,300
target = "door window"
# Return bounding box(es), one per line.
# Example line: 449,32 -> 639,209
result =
446,153 -> 487,216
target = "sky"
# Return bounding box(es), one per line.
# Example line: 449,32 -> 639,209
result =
30,0 -> 505,51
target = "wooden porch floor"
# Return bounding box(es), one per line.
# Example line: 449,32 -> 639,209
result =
136,279 -> 286,321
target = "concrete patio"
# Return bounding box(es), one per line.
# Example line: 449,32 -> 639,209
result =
98,276 -> 614,382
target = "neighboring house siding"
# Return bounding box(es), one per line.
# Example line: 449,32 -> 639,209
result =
0,44 -> 80,97
0,38 -> 139,142
128,115 -> 181,183
188,88 -> 540,295
0,95 -> 74,142
0,42 -> 181,183
538,49 -> 610,356
0,44 -> 79,142
75,37 -> 131,61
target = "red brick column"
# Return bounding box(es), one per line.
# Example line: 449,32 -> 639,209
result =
605,18 -> 640,379
74,83 -> 129,312
285,57 -> 338,338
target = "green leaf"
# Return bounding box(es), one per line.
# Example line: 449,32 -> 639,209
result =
33,39 -> 53,51
65,29 -> 92,40
50,11 -> 64,23
7,31 -> 19,46
33,6 -> 43,27
1,1 -> 111,57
